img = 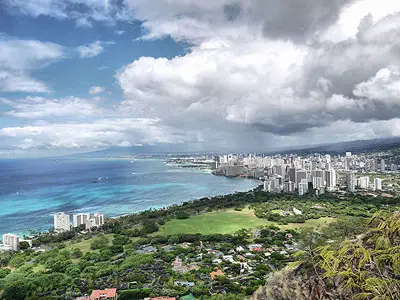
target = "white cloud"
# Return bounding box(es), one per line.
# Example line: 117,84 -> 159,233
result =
1,96 -> 102,119
0,118 -> 185,150
89,86 -> 106,95
114,30 -> 125,35
76,41 -> 115,58
116,0 -> 400,141
0,36 -> 64,92
3,0 -> 133,27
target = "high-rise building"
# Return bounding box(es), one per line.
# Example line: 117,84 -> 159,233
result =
391,164 -> 397,172
86,213 -> 105,230
287,167 -> 296,183
374,178 -> 382,191
373,159 -> 378,171
326,169 -> 336,192
381,159 -> 385,171
54,212 -> 71,232
72,213 -> 91,228
325,154 -> 331,163
346,152 -> 352,157
312,177 -> 324,189
358,176 -> 370,189
295,170 -> 308,188
2,233 -> 19,251
298,179 -> 308,196
283,181 -> 295,193
263,180 -> 272,192
346,172 -> 356,192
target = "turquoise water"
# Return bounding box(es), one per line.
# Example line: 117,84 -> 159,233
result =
0,158 -> 259,236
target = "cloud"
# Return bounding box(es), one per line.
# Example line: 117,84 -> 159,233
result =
114,30 -> 125,35
0,118 -> 186,150
89,86 -> 106,95
0,36 -> 64,92
3,0 -> 133,27
5,0 -> 400,153
1,96 -> 102,119
116,0 -> 400,141
76,41 -> 115,58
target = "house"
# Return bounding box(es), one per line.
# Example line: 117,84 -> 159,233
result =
174,281 -> 195,287
248,244 -> 262,251
136,245 -> 158,254
172,256 -> 188,273
222,255 -> 235,263
90,288 -> 117,300
210,268 -> 225,280
236,246 -> 245,252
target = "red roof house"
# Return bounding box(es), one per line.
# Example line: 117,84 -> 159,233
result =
90,289 -> 117,300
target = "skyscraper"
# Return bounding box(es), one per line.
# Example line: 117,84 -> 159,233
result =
298,179 -> 308,196
326,169 -> 336,191
374,178 -> 382,191
54,212 -> 71,232
346,172 -> 356,192
381,159 -> 385,171
359,176 -> 370,189
85,213 -> 105,230
295,170 -> 308,188
2,233 -> 19,251
72,213 -> 91,228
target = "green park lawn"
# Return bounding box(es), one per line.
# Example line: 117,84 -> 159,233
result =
64,233 -> 114,253
156,208 -> 336,236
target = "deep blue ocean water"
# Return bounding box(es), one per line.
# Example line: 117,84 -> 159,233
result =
0,158 -> 259,236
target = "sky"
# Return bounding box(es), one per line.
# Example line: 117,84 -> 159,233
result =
2,0 -> 400,157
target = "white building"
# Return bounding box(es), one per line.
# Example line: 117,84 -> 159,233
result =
2,233 -> 19,251
312,177 -> 324,189
359,176 -> 370,189
326,169 -> 336,191
283,181 -> 295,193
295,170 -> 308,188
54,212 -> 71,232
85,213 -> 105,230
374,178 -> 382,191
263,179 -> 272,192
72,213 -> 91,228
325,154 -> 331,163
346,172 -> 357,192
298,179 -> 308,196
381,159 -> 385,171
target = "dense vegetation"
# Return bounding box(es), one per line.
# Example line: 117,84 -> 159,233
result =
253,211 -> 400,300
0,189 -> 399,299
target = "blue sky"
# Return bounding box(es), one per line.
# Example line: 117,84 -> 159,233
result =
1,0 -> 400,157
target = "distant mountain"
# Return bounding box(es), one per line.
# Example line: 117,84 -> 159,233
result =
73,144 -> 195,157
72,137 -> 400,158
270,137 -> 400,156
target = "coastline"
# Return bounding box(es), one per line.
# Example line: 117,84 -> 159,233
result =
0,158 -> 260,237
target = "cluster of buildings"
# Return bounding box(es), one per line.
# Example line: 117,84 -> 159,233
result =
213,152 -> 388,195
54,212 -> 105,232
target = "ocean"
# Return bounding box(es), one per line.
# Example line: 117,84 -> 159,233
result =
0,158 -> 259,236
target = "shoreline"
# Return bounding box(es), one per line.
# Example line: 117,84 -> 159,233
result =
1,160 -> 261,237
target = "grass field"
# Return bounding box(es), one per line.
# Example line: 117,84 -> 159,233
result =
64,233 -> 114,253
156,208 -> 336,236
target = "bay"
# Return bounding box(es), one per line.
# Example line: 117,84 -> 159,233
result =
0,158 -> 259,236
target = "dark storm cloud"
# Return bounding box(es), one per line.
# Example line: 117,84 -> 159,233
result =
254,0 -> 354,42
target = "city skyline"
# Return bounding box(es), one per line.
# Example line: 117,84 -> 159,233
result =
3,1 -> 400,157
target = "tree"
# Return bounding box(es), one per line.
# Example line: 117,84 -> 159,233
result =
71,248 -> 83,258
19,241 -> 30,250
